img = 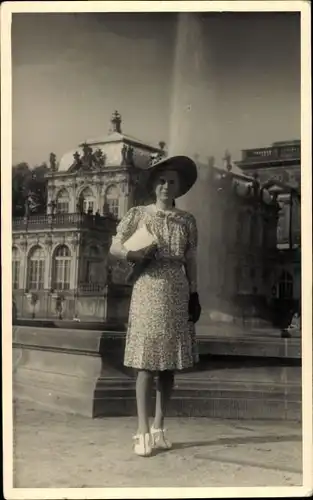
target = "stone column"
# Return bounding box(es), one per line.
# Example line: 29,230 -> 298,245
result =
20,239 -> 28,290
95,179 -> 103,214
70,234 -> 80,290
44,235 -> 53,290
46,185 -> 55,214
121,192 -> 130,217
119,181 -> 130,217
70,182 -> 77,213
100,183 -> 106,215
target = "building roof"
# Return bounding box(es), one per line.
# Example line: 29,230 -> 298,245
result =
57,117 -> 162,173
80,131 -> 161,152
271,139 -> 300,146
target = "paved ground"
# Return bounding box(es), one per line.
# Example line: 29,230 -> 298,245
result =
12,400 -> 302,489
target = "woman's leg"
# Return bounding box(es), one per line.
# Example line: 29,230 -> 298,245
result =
153,370 -> 175,430
136,369 -> 154,434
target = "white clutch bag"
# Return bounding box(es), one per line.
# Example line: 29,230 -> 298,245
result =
124,224 -> 157,252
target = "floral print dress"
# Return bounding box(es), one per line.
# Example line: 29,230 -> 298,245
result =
110,204 -> 198,372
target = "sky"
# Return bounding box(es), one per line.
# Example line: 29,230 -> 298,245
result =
12,12 -> 301,168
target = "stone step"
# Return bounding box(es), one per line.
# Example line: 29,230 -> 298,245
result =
14,377 -> 301,421
93,395 -> 301,421
13,325 -> 302,421
14,321 -> 301,360
15,318 -> 127,331
14,349 -> 301,421
197,337 -> 301,359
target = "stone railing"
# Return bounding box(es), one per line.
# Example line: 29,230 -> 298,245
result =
242,144 -> 300,163
78,282 -> 107,292
13,213 -> 118,232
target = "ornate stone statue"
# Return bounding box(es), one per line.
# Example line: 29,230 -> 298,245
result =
82,143 -> 92,157
73,151 -> 80,162
121,144 -> 128,164
93,148 -> 106,169
81,143 -> 93,169
73,151 -> 82,169
150,152 -> 163,167
126,145 -> 134,165
111,110 -> 122,133
49,152 -> 57,172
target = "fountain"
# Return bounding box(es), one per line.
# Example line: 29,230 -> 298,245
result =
168,12 -> 231,323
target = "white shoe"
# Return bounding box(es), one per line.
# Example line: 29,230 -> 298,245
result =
133,433 -> 152,457
150,425 -> 172,450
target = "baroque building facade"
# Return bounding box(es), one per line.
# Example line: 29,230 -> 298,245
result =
183,154 -> 280,326
12,111 -> 163,322
235,139 -> 301,325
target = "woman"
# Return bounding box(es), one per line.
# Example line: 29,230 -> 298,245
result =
109,155 -> 201,457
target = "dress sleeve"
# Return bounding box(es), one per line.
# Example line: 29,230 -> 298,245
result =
184,213 -> 198,293
109,206 -> 140,259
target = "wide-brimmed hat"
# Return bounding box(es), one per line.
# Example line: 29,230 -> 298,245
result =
146,155 -> 198,198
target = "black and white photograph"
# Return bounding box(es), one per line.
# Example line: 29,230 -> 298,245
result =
2,1 -> 312,498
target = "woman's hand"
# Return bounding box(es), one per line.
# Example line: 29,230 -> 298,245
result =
188,292 -> 201,323
126,243 -> 158,264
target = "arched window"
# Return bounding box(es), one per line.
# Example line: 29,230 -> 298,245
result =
12,246 -> 20,290
278,271 -> 293,299
53,245 -> 71,290
56,189 -> 70,214
28,246 -> 45,290
106,185 -> 119,218
277,202 -> 290,244
79,187 -> 95,214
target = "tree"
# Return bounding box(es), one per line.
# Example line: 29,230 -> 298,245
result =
12,162 -> 49,217
29,163 -> 49,214
12,163 -> 31,217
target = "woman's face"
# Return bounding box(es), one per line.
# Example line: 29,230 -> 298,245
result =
153,169 -> 179,202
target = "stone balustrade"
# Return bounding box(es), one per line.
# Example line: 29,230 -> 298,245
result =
78,283 -> 107,293
242,144 -> 301,163
13,212 -> 118,231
